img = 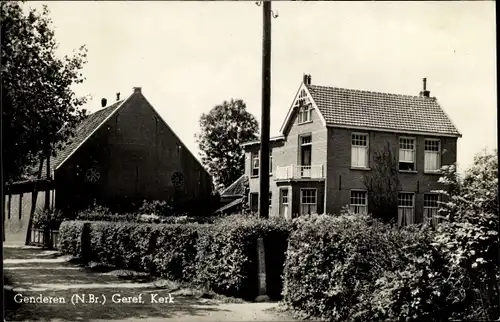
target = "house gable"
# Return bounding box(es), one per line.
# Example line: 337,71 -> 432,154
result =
132,92 -> 211,179
279,81 -> 327,137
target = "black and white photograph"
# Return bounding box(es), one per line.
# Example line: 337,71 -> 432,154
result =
1,1 -> 497,321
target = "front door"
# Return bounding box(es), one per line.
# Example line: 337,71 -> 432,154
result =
280,189 -> 290,220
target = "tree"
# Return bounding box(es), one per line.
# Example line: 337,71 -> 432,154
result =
432,149 -> 499,320
196,99 -> 259,190
363,142 -> 400,223
1,2 -> 88,184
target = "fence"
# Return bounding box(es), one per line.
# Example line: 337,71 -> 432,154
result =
30,228 -> 59,249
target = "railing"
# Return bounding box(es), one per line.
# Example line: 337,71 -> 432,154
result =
30,228 -> 59,249
275,165 -> 324,180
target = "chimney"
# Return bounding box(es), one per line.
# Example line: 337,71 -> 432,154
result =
420,78 -> 430,98
101,98 -> 107,108
133,87 -> 142,94
303,74 -> 312,86
116,92 -> 120,101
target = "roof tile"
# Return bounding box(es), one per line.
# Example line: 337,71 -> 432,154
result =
307,84 -> 461,136
35,101 -> 123,179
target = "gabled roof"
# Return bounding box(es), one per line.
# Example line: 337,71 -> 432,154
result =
280,79 -> 462,138
212,197 -> 243,215
240,136 -> 285,148
34,99 -> 125,179
220,174 -> 247,197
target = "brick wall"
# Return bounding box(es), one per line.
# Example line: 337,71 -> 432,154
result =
56,92 -> 213,212
326,127 -> 458,221
245,105 -> 327,217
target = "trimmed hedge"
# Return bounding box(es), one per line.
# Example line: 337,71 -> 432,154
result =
283,214 -> 435,321
195,216 -> 290,300
58,215 -> 290,300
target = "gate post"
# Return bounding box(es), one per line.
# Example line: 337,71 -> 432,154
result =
255,236 -> 270,302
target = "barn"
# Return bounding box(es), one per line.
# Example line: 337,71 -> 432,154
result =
4,87 -> 213,245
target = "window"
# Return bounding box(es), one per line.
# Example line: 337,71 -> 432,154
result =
424,194 -> 441,226
280,189 -> 290,219
250,193 -> 259,213
398,193 -> 415,226
350,191 -> 368,215
269,192 -> 272,212
300,135 -> 312,177
399,137 -> 416,171
298,104 -> 312,124
425,139 -> 441,172
269,150 -> 273,174
297,90 -> 312,124
300,188 -> 317,215
251,152 -> 259,176
351,133 -> 369,168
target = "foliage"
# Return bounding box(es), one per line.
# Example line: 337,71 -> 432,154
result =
1,1 -> 89,183
283,150 -> 499,321
363,143 -> 400,224
32,207 -> 66,230
75,205 -> 214,224
58,220 -> 88,257
283,213 -> 406,321
430,150 -> 499,320
195,215 -> 290,300
196,99 -> 259,191
58,214 -> 290,299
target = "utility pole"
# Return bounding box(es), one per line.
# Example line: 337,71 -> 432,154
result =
254,0 -> 277,302
258,0 -> 273,219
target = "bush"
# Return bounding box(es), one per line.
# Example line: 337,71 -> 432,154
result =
75,206 -> 215,224
283,214 -> 398,321
58,220 -> 89,257
32,207 -> 66,230
195,215 -> 290,300
58,214 -> 290,299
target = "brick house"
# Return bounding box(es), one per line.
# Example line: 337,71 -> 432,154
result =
238,75 -> 461,225
6,87 -> 213,218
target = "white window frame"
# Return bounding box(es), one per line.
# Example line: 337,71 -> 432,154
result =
297,90 -> 313,124
300,188 -> 317,215
251,152 -> 259,176
269,149 -> 273,174
298,104 -> 312,124
424,193 -> 441,226
351,133 -> 369,168
424,138 -> 441,172
350,190 -> 368,215
250,192 -> 259,213
280,188 -> 290,219
399,137 -> 416,171
269,192 -> 272,212
398,192 -> 415,226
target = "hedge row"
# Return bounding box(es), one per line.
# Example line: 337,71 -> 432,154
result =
282,213 -> 498,321
58,215 -> 290,300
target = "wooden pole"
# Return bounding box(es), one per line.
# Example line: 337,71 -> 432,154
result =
25,157 -> 43,245
258,0 -> 271,220
255,0 -> 272,303
44,153 -> 52,248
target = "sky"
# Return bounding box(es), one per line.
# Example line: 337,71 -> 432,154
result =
29,1 -> 496,172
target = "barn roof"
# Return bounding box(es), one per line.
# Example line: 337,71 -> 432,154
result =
26,99 -> 125,180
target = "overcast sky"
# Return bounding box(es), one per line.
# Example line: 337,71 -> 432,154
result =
30,1 -> 496,172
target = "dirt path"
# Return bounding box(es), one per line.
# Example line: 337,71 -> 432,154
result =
4,246 -> 296,322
